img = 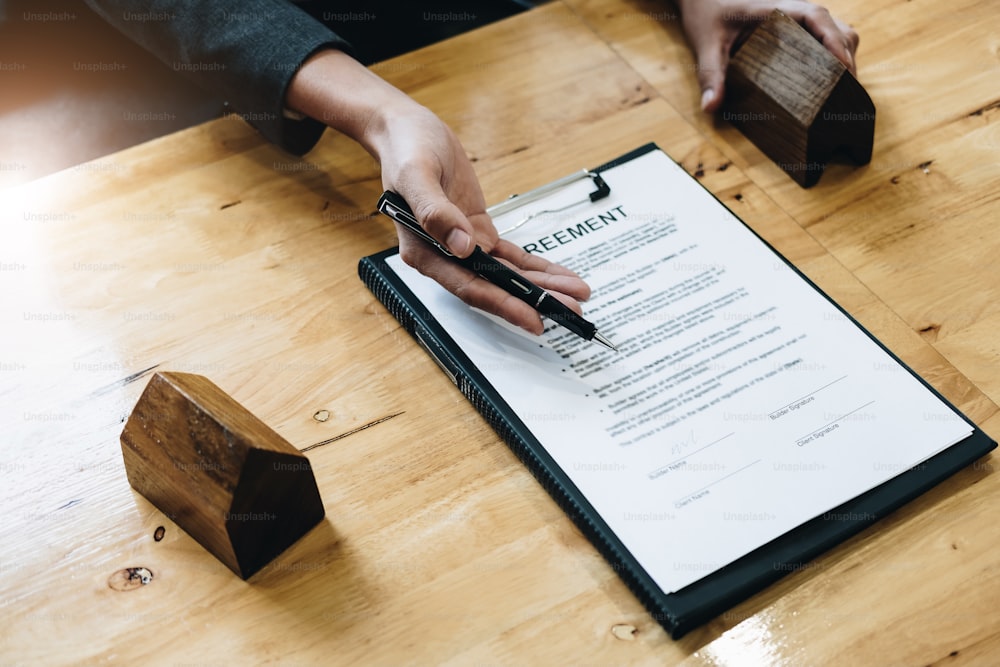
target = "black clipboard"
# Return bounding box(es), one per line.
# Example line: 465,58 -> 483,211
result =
358,143 -> 996,637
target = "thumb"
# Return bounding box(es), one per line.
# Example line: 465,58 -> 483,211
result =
396,177 -> 475,258
694,42 -> 728,113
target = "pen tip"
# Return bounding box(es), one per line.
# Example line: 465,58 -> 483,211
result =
593,331 -> 618,352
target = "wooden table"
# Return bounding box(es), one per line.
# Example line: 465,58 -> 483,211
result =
2,2 -> 998,663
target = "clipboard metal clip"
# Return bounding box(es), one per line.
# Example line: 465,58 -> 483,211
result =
488,169 -> 611,236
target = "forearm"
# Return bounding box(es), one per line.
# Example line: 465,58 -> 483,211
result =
285,49 -> 418,162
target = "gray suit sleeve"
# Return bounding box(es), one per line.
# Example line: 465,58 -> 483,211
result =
84,0 -> 354,155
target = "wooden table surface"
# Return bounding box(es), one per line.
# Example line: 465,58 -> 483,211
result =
2,2 -> 998,664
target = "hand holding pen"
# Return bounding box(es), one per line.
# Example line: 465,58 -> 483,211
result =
343,96 -> 592,338
379,191 -> 617,350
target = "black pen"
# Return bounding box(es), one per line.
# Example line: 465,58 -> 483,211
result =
377,191 -> 617,351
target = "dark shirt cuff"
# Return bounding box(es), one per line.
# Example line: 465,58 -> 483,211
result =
83,0 -> 355,155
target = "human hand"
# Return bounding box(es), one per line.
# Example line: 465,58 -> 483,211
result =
675,0 -> 859,112
374,102 -> 592,335
286,49 -> 590,334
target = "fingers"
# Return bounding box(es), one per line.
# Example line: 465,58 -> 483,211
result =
378,101 -> 593,335
777,2 -> 859,74
394,170 -> 476,258
694,40 -> 729,113
490,240 -> 592,302
683,1 -> 861,114
399,233 -> 545,333
676,0 -> 733,113
398,231 -> 591,334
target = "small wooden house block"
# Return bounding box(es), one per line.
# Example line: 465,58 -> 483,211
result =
121,371 -> 325,579
722,10 -> 875,187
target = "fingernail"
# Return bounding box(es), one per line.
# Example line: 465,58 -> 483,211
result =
446,229 -> 472,255
700,89 -> 715,112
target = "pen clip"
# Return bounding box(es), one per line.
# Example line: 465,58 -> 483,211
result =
377,191 -> 454,256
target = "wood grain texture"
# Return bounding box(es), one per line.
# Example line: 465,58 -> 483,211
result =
121,371 -> 325,579
1,1 -> 998,664
723,10 -> 875,186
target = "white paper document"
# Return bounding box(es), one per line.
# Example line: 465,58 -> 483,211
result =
386,148 -> 972,593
